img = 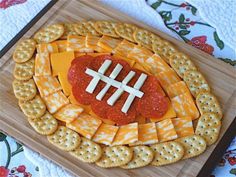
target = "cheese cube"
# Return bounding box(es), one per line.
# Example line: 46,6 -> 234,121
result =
35,53 -> 51,76
172,117 -> 194,138
156,119 -> 178,142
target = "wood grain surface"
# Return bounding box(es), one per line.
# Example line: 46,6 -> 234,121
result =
0,0 -> 236,177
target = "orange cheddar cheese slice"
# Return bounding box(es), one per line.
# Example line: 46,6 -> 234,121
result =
146,54 -> 171,74
89,110 -> 116,125
112,123 -> 138,145
97,35 -> 122,53
127,45 -> 153,64
35,53 -> 51,76
54,40 -> 67,52
58,72 -> 72,96
156,119 -> 178,142
171,92 -> 200,120
157,69 -> 181,91
67,35 -> 93,52
86,53 -> 111,57
36,43 -> 58,53
43,91 -> 69,114
113,54 -> 135,67
66,113 -> 102,139
112,39 -> 135,57
150,99 -> 176,122
68,94 -> 91,113
166,81 -> 191,98
135,115 -> 146,124
138,123 -> 158,145
92,123 -> 119,145
133,62 -> 152,74
172,117 -> 194,138
85,34 -> 106,52
33,75 -> 62,97
53,104 -> 84,123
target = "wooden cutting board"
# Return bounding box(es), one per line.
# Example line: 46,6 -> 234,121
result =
0,0 -> 236,176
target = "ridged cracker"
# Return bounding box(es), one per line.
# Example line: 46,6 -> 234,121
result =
196,92 -> 222,119
74,21 -> 101,36
28,112 -> 58,135
19,95 -> 46,118
133,28 -> 160,50
94,21 -> 119,38
47,126 -> 81,151
176,135 -> 206,159
115,23 -> 137,42
96,146 -> 133,168
195,113 -> 221,145
13,39 -> 36,63
121,146 -> 154,169
184,70 -> 210,98
169,52 -> 197,78
61,23 -> 78,39
34,24 -> 64,43
13,58 -> 35,81
150,142 -> 184,166
12,79 -> 37,101
70,137 -> 102,163
152,40 -> 177,63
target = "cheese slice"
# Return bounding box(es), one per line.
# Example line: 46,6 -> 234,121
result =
35,53 -> 51,76
146,54 -> 171,74
53,104 -> 84,123
43,91 -> 69,114
89,110 -> 116,125
53,40 -> 67,52
92,123 -> 119,145
68,94 -> 91,113
171,92 -> 200,120
85,34 -> 105,52
113,54 -> 135,67
172,117 -> 194,138
156,119 -> 178,142
33,75 -> 62,97
135,115 -> 146,124
58,73 -> 72,96
97,35 -> 122,53
133,62 -> 152,74
66,113 -> 102,139
157,69 -> 181,91
166,81 -> 191,98
112,39 -> 135,57
138,123 -> 158,145
67,35 -> 93,52
127,45 -> 153,63
112,123 -> 138,145
86,53 -> 111,57
37,43 -> 58,53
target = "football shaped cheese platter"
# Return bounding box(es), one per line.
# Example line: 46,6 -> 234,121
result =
0,0 -> 236,177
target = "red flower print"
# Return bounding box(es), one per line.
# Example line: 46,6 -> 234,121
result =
16,165 -> 26,173
0,0 -> 27,9
180,3 -> 187,7
187,36 -> 214,55
228,157 -> 236,166
0,166 -> 9,177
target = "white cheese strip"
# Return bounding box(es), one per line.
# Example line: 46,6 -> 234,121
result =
96,64 -> 123,100
107,71 -> 135,106
86,60 -> 112,93
134,73 -> 148,89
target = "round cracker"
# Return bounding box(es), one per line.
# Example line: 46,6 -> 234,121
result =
13,58 -> 35,81
74,21 -> 101,36
60,23 -> 78,39
94,21 -> 119,38
115,23 -> 137,42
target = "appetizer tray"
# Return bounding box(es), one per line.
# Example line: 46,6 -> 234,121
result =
0,0 -> 236,177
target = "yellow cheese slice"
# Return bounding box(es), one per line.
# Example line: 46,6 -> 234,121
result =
171,92 -> 200,120
53,104 -> 84,123
66,113 -> 102,139
97,35 -> 122,53
127,45 -> 153,64
112,39 -> 135,57
67,35 -> 93,52
35,53 -> 51,76
92,123 -> 119,145
138,123 -> 158,145
156,119 -> 178,142
112,123 -> 138,145
43,91 -> 69,114
53,40 -> 67,52
112,54 -> 136,67
172,117 -> 194,138
68,94 -> 91,114
36,43 -> 58,53
166,81 -> 191,98
33,75 -> 62,97
133,62 -> 152,74
58,72 -> 72,96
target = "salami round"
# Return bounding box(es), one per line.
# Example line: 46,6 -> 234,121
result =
141,75 -> 165,96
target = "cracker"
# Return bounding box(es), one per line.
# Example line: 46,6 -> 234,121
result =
94,21 -> 119,38
13,58 -> 35,81
19,95 -> 46,118
152,40 -> 177,63
28,112 -> 58,135
96,146 -> 133,168
169,52 -> 197,78
133,28 -> 160,50
13,39 -> 36,63
196,92 -> 222,119
195,113 -> 221,145
47,126 -> 80,151
150,142 -> 184,166
121,146 -> 154,169
70,137 -> 102,163
12,79 -> 37,101
184,70 -> 210,98
115,23 -> 137,42
74,21 -> 101,36
176,135 -> 206,159
61,23 -> 78,39
34,24 -> 64,43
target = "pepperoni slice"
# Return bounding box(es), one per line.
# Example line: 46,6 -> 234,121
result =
141,75 -> 165,96
89,54 -> 113,71
107,100 -> 137,125
137,92 -> 168,118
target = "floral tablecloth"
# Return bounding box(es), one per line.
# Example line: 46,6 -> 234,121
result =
0,0 -> 236,177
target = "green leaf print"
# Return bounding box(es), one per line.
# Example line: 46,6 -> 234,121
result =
159,11 -> 172,21
213,31 -> 224,50
179,14 -> 185,23
230,168 -> 236,175
179,30 -> 190,36
151,0 -> 162,10
191,6 -> 197,15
